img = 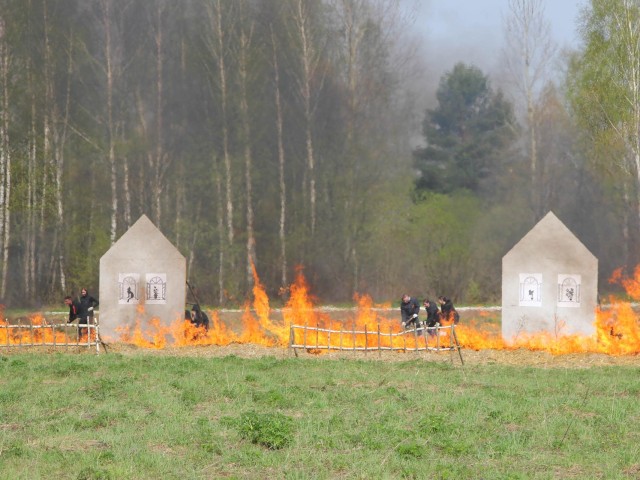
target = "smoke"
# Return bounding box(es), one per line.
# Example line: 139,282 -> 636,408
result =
411,0 -> 585,110
413,1 -> 503,107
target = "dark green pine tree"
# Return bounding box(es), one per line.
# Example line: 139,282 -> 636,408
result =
413,63 -> 517,196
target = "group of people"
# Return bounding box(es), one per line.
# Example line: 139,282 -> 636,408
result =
64,288 -> 99,340
400,293 -> 459,335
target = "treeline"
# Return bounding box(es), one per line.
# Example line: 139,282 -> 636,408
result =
0,0 -> 633,308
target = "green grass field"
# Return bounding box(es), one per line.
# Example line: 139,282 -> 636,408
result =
0,352 -> 639,479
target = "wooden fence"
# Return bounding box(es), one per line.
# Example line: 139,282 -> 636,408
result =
289,323 -> 464,363
0,321 -> 102,354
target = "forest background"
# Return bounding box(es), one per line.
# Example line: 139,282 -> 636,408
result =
0,0 -> 637,308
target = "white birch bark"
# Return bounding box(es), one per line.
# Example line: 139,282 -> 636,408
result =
205,0 -> 234,244
238,10 -> 256,287
25,47 -> 37,299
291,0 -> 325,234
101,0 -> 119,245
123,146 -> 131,228
151,2 -> 166,226
134,4 -> 171,229
271,26 -> 287,288
215,156 -> 225,304
504,0 -> 556,219
0,17 -> 11,299
51,30 -> 74,294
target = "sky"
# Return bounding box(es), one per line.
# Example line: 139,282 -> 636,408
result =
412,0 -> 588,100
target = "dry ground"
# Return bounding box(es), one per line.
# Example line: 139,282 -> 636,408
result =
2,340 -> 639,368
90,342 -> 639,369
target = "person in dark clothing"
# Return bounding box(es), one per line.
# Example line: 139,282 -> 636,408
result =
423,298 -> 440,336
190,304 -> 210,330
79,288 -> 99,324
64,294 -> 87,340
64,295 -> 81,323
438,295 -> 460,324
400,294 -> 421,329
70,288 -> 98,341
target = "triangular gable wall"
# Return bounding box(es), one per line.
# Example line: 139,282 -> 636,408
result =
504,211 -> 596,262
102,214 -> 183,261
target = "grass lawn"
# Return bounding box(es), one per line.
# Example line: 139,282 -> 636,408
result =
0,351 -> 639,479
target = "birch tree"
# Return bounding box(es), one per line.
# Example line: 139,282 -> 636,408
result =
204,0 -> 235,245
328,0 -> 409,293
40,0 -> 54,291
289,0 -> 326,235
271,25 -> 288,288
39,0 -> 74,295
568,0 -> 640,268
0,15 -> 11,299
25,0 -> 37,300
99,0 -> 122,244
503,0 -> 557,220
237,2 -> 257,288
50,29 -> 74,294
148,1 -> 169,226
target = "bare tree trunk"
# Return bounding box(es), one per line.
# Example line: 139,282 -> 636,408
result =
504,0 -> 556,221
122,129 -> 132,228
206,0 -> 234,244
152,3 -> 165,226
271,26 -> 287,288
204,0 -> 239,299
622,183 -> 632,271
52,32 -> 74,294
101,0 -> 119,245
175,162 -> 184,249
330,0 -> 407,294
291,0 -> 324,235
25,48 -> 37,300
134,4 -> 171,228
40,0 -> 53,294
332,0 -> 367,293
214,156 -> 225,304
238,13 -> 256,288
0,18 -> 11,299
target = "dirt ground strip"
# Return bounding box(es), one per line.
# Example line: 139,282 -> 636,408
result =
1,342 -> 639,368
85,343 -> 639,368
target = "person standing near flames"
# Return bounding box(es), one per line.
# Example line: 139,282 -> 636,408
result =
77,288 -> 99,340
423,298 -> 440,336
400,294 -> 421,329
79,288 -> 99,322
64,295 -> 82,338
437,295 -> 459,324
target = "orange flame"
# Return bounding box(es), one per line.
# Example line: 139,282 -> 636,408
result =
0,313 -> 95,345
108,264 -> 639,356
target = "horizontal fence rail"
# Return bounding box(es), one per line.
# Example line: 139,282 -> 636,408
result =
289,322 -> 464,363
0,321 -> 101,354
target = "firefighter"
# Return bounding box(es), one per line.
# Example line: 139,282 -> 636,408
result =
437,295 -> 460,324
423,298 -> 440,336
79,288 -> 99,323
400,294 -> 421,329
64,295 -> 85,339
190,304 -> 210,330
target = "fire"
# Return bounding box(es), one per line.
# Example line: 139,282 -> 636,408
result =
103,264 -> 640,356
282,265 -> 329,328
0,313 -> 93,345
237,262 -> 287,346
